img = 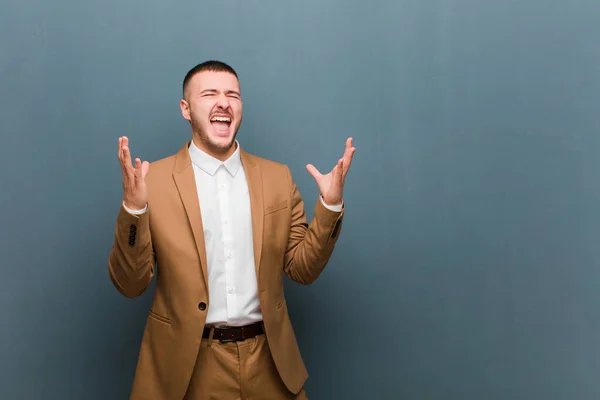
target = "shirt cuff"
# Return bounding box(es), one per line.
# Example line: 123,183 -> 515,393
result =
123,202 -> 148,215
320,196 -> 343,212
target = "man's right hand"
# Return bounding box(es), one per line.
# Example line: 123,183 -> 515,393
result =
118,136 -> 149,210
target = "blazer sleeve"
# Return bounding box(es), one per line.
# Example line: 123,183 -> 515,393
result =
282,166 -> 344,285
107,204 -> 156,298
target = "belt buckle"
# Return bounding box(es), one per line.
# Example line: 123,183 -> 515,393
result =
219,328 -> 241,343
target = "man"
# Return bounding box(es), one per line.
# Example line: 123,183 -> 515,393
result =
108,60 -> 355,399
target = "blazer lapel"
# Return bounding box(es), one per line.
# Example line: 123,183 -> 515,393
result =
241,150 -> 264,282
172,142 -> 209,290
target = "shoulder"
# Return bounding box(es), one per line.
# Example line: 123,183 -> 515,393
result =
242,150 -> 290,173
145,141 -> 191,178
242,149 -> 297,187
143,152 -> 179,187
150,153 -> 177,168
148,153 -> 176,174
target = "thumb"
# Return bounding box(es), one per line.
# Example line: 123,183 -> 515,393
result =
306,164 -> 322,180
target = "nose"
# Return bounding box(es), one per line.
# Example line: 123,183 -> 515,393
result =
216,93 -> 230,109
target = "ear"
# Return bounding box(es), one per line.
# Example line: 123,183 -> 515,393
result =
180,99 -> 191,121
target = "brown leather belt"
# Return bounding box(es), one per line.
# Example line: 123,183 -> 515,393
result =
202,321 -> 264,342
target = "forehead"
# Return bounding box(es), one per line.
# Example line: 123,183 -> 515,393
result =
188,71 -> 240,93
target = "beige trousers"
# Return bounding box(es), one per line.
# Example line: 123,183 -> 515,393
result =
184,331 -> 307,400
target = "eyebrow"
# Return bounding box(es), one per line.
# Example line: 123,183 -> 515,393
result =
200,89 -> 241,96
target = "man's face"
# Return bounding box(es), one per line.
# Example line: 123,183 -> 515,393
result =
181,71 -> 243,158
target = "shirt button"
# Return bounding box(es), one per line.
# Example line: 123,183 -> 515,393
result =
198,302 -> 207,311
227,287 -> 234,294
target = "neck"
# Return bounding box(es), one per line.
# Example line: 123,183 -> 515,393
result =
191,135 -> 237,161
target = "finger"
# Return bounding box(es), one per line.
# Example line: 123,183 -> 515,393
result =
342,147 -> 356,178
121,144 -> 132,167
118,137 -> 128,163
119,136 -> 129,161
343,145 -> 355,163
134,158 -> 148,177
141,160 -> 150,179
134,158 -> 148,182
341,138 -> 353,162
335,159 -> 344,183
118,138 -> 127,173
328,159 -> 342,186
120,145 -> 135,179
344,138 -> 354,156
341,137 -> 355,177
306,164 -> 322,180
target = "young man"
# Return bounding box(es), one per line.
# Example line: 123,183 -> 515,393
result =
108,60 -> 355,399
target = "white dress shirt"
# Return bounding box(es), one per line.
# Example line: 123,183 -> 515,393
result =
124,140 -> 342,327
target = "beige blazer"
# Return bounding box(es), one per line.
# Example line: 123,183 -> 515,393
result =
108,142 -> 344,399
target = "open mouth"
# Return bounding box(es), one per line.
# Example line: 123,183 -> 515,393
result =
210,115 -> 231,133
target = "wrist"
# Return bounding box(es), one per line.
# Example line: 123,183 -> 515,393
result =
123,198 -> 146,211
321,195 -> 342,206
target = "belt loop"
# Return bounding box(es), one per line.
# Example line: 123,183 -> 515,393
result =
207,327 -> 215,347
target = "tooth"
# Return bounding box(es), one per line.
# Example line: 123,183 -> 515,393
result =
211,116 -> 230,122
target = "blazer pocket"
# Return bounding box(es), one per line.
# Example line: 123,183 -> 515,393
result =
148,309 -> 171,325
265,200 -> 288,215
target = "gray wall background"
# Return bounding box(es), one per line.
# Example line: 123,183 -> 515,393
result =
2,0 -> 600,399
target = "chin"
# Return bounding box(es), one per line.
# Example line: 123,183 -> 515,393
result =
195,122 -> 239,154
208,134 -> 236,151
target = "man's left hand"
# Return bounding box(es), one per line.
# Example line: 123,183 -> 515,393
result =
306,137 -> 356,206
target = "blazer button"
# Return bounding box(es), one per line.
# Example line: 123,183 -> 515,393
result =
198,302 -> 206,311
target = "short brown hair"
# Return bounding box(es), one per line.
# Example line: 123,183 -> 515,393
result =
182,60 -> 239,97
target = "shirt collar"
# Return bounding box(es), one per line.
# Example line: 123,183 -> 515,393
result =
188,139 -> 242,177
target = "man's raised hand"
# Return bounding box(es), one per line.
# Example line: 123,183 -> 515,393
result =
306,137 -> 356,206
118,136 -> 149,210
